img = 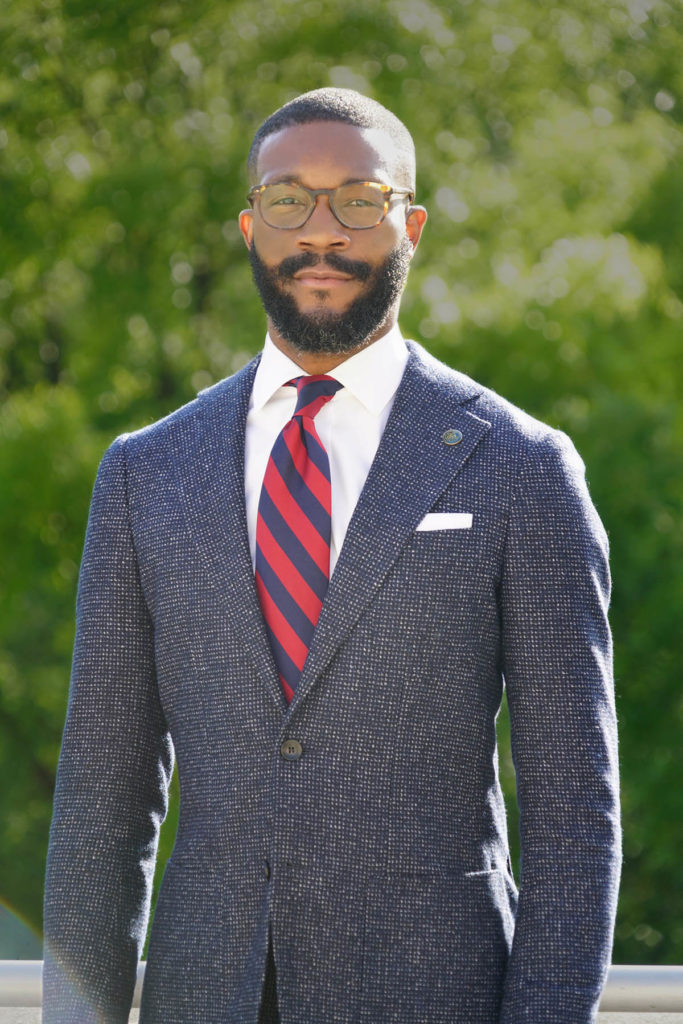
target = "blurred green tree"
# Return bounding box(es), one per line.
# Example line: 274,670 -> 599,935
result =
1,0 -> 681,963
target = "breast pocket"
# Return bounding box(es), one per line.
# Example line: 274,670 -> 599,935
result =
400,504 -> 501,594
399,517 -> 481,591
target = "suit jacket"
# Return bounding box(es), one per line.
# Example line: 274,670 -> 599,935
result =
43,339 -> 621,1024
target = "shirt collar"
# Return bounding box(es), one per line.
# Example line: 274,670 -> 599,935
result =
250,323 -> 408,416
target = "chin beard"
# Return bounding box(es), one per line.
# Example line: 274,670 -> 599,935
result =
248,237 -> 414,355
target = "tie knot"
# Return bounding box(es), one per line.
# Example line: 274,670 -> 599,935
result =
289,374 -> 343,419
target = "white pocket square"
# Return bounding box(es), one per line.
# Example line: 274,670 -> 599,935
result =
416,512 -> 473,531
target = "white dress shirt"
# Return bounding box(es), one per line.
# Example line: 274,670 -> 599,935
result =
244,325 -> 408,574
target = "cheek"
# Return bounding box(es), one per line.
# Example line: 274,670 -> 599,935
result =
343,236 -> 397,269
252,223 -> 290,257
354,220 -> 406,257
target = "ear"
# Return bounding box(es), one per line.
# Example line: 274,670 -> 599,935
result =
405,205 -> 427,253
239,209 -> 254,249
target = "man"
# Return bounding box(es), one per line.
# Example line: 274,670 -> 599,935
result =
43,88 -> 621,1024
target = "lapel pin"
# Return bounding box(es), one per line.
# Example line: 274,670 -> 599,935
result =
442,429 -> 463,446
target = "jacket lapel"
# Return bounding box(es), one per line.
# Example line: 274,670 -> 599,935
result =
288,341 -> 491,714
168,356 -> 286,711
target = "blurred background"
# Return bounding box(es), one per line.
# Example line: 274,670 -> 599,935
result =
1,0 -> 681,966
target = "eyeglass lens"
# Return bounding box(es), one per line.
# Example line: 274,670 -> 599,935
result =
257,183 -> 390,229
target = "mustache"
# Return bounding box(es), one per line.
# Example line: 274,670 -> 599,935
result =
276,251 -> 373,282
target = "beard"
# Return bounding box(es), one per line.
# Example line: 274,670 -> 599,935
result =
248,236 -> 414,355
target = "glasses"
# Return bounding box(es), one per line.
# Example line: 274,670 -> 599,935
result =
247,181 -> 415,230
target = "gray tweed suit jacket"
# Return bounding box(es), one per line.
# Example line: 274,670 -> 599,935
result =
43,339 -> 621,1024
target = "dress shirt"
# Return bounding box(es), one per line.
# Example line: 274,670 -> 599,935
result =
244,325 -> 408,574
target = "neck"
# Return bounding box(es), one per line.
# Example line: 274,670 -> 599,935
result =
266,315 -> 397,374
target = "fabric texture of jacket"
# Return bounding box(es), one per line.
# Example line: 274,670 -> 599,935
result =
43,340 -> 621,1023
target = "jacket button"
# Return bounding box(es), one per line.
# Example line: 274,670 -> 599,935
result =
280,739 -> 303,761
264,859 -> 271,880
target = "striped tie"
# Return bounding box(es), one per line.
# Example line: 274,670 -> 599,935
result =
255,374 -> 343,703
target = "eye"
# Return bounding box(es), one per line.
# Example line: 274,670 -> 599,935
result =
337,185 -> 387,210
262,185 -> 309,209
270,195 -> 306,207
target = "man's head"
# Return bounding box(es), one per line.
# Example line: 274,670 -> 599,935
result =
239,88 -> 427,366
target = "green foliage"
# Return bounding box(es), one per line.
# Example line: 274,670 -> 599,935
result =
1,0 -> 681,963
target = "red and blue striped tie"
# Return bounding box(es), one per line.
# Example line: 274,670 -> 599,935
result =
255,374 -> 343,703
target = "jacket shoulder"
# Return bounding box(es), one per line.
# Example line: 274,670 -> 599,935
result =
105,353 -> 261,460
407,338 -> 575,459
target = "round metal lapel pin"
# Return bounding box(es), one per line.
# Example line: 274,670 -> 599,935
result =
442,428 -> 463,445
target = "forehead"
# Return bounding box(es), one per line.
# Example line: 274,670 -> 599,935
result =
254,121 -> 400,188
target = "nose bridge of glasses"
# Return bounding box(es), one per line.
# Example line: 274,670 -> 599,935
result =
302,187 -> 349,232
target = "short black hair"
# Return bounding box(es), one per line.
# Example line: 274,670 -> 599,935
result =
247,87 -> 416,190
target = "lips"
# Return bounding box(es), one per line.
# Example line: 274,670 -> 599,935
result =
293,268 -> 353,283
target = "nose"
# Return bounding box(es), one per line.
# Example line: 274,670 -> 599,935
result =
297,194 -> 350,250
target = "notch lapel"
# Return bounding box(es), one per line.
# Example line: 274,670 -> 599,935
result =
288,341 -> 491,714
168,357 -> 286,711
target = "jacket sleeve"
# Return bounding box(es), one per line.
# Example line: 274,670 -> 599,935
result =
43,436 -> 174,1023
498,430 -> 621,1024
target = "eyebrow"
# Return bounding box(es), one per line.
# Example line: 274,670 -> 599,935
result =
261,176 -> 390,187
